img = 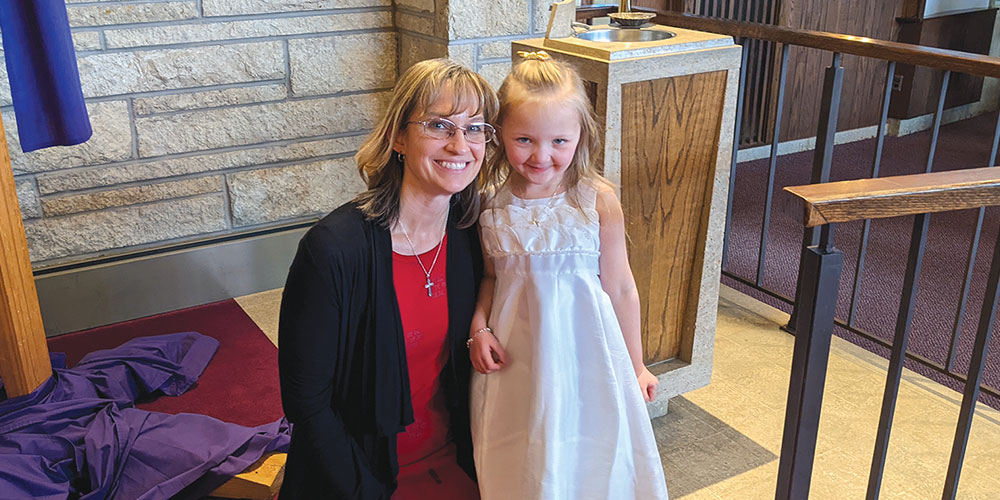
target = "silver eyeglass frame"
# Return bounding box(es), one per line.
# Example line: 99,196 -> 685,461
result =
406,117 -> 497,144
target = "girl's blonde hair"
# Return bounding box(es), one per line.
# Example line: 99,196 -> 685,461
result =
354,58 -> 499,228
481,53 -> 609,201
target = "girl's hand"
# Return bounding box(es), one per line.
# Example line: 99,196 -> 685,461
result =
637,367 -> 658,402
469,331 -> 509,374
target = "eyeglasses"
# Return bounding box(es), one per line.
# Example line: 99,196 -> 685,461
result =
406,117 -> 496,144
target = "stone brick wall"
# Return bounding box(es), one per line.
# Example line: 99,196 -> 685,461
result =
4,0 -> 558,267
396,0 -> 557,89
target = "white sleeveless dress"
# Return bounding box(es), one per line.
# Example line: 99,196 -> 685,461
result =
471,181 -> 669,500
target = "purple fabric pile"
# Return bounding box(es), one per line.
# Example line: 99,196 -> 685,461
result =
0,332 -> 290,500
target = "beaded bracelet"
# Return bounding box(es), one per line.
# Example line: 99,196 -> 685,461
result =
466,326 -> 493,349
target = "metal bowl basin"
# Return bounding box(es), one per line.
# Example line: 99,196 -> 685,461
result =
574,29 -> 676,43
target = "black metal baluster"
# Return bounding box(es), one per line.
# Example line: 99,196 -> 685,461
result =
786,52 -> 845,334
756,44 -> 791,286
775,223 -> 843,500
942,223 -> 1000,499
946,111 -> 1000,371
947,208 -> 987,372
866,213 -> 932,500
848,61 -> 896,327
989,110 -> 1000,167
722,40 -> 751,271
926,70 -> 951,173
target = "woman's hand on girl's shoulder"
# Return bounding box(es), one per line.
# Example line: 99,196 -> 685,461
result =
469,329 -> 509,374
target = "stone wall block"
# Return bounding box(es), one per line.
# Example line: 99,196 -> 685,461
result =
37,135 -> 366,194
0,50 -> 9,107
479,40 -> 514,60
5,101 -> 133,175
15,179 -> 42,219
67,2 -> 198,28
135,92 -> 387,157
448,43 -> 475,70
534,0 -> 558,35
104,12 -> 391,49
24,194 -> 227,262
203,0 -> 390,16
42,176 -> 221,216
447,0 -> 530,40
397,11 -> 435,37
134,84 -> 287,115
478,61 -> 512,91
78,42 -> 284,98
399,33 -> 448,73
73,32 -> 102,51
227,157 -> 364,226
290,33 -> 395,96
397,0 -> 435,13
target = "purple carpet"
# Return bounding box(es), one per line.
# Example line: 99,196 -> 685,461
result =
724,110 -> 1000,409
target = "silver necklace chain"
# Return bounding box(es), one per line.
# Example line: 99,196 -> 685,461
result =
398,215 -> 447,297
515,184 -> 562,226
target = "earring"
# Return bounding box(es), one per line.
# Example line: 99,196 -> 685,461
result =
396,152 -> 405,164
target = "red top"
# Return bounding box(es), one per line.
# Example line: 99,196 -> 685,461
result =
393,235 -> 451,466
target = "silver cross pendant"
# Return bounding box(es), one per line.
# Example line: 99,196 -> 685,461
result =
424,277 -> 434,297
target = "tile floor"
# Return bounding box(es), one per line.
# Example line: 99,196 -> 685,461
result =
235,285 -> 1000,499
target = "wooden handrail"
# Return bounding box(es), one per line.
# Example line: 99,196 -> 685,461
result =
783,167 -> 1000,227
578,5 -> 1000,78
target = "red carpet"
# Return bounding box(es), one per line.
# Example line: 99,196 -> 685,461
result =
47,299 -> 282,428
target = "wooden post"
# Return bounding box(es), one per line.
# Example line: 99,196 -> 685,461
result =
0,113 -> 52,397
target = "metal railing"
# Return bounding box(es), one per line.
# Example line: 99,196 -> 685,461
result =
782,169 -> 1000,499
575,4 -> 1000,401
573,6 -> 1000,498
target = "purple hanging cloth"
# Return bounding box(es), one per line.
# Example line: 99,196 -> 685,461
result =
0,0 -> 92,152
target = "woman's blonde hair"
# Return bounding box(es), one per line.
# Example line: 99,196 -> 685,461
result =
354,58 -> 499,228
481,53 -> 608,201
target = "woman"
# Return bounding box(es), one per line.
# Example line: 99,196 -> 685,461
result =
277,59 -> 498,499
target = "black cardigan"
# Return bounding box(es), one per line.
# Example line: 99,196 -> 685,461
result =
277,202 -> 481,499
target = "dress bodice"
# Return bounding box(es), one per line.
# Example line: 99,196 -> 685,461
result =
479,181 -> 601,264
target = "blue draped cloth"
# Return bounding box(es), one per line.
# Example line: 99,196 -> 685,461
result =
0,332 -> 291,500
0,0 -> 92,152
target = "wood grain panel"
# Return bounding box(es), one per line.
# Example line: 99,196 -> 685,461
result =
890,10 -> 995,120
784,166 -> 1000,226
621,71 -> 728,364
777,0 -> 906,141
0,115 -> 51,397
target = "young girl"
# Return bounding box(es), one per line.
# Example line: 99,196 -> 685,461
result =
468,51 -> 669,500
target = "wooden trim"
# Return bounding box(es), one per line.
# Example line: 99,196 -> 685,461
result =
211,452 -> 286,499
577,6 -> 1000,78
0,115 -> 52,397
783,167 -> 1000,227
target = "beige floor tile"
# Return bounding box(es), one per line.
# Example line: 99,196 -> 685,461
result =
685,383 -> 786,454
808,449 -> 870,499
698,461 -> 779,499
692,286 -> 1000,499
678,487 -> 724,500
234,287 -> 282,347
